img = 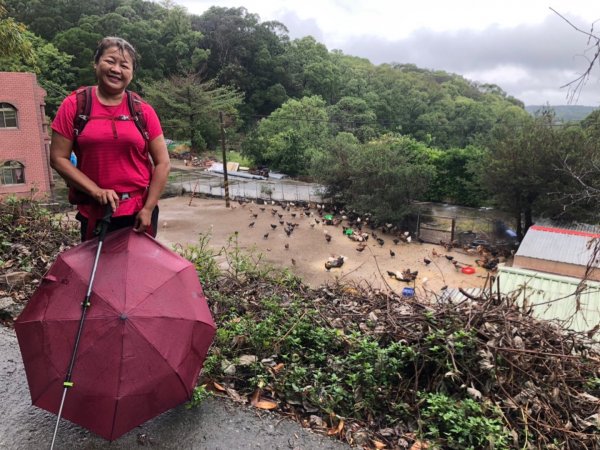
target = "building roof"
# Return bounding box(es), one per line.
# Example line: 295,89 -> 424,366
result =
515,225 -> 599,266
498,265 -> 600,333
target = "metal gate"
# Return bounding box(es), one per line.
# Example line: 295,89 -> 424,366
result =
417,214 -> 455,244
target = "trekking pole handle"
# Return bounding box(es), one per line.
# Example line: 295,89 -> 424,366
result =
97,204 -> 113,242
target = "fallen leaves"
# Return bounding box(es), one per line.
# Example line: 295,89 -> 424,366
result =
326,417 -> 344,436
250,389 -> 278,410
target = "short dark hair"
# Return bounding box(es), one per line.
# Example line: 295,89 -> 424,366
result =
94,36 -> 138,71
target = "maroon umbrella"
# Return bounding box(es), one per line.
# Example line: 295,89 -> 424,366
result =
15,228 -> 216,441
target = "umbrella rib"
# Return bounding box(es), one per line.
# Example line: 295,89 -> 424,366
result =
126,267 -> 189,315
127,319 -> 196,396
109,325 -> 126,440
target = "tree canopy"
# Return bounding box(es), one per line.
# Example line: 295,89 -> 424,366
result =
4,0 -> 600,228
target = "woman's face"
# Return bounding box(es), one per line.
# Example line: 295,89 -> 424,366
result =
94,45 -> 134,95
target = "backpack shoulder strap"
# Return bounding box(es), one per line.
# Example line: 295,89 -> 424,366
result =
73,86 -> 93,139
126,90 -> 150,141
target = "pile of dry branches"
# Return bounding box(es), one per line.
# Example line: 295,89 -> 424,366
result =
208,274 -> 600,449
0,199 -> 78,304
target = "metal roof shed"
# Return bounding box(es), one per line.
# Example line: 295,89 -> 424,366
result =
514,225 -> 600,281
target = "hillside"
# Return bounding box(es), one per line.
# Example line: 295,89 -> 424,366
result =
526,104 -> 598,122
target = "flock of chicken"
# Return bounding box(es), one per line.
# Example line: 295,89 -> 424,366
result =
238,198 -> 500,288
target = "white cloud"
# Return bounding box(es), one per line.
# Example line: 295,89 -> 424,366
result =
177,0 -> 600,105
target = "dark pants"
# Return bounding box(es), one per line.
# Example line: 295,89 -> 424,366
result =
76,206 -> 159,242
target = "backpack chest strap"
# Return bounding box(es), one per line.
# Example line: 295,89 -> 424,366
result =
81,114 -> 135,139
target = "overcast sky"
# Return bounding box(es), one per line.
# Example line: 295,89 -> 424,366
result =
177,1 -> 600,106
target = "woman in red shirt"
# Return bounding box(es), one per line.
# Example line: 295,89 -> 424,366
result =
50,36 -> 170,241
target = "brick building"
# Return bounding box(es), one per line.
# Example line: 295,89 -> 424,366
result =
0,72 -> 52,199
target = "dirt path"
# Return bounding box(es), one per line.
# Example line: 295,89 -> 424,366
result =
155,195 -> 489,297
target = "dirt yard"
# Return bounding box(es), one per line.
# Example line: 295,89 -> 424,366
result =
155,195 -> 490,298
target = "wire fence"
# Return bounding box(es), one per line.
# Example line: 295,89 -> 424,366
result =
169,171 -> 325,203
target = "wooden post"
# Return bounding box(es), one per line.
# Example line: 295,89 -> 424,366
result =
219,111 -> 230,208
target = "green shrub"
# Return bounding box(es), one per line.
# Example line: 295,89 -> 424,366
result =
419,392 -> 510,450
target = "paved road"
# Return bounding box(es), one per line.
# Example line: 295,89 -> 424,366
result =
0,326 -> 350,449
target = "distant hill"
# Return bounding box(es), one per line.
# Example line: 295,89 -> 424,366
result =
525,105 -> 598,122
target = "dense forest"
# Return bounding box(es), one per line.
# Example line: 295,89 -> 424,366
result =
2,0 -> 600,235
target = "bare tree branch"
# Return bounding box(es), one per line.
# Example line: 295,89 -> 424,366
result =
551,7 -> 600,103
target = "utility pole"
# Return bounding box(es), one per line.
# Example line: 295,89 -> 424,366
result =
219,111 -> 230,208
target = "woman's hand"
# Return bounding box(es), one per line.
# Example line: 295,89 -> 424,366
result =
92,188 -> 120,212
133,206 -> 153,233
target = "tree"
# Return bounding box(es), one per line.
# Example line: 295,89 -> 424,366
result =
141,74 -> 243,152
327,96 -> 378,143
193,6 -> 289,119
425,146 -> 487,207
0,30 -> 75,114
0,4 -> 33,60
52,27 -> 103,86
313,133 -> 436,224
475,110 -> 561,237
242,96 -> 331,176
551,117 -> 600,221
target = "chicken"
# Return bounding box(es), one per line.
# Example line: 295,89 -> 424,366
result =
387,270 -> 413,283
325,256 -> 345,271
476,257 -> 499,271
389,249 -> 395,257
423,257 -> 431,266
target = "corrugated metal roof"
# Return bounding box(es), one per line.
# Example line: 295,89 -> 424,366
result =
516,226 -> 599,266
534,220 -> 600,234
498,265 -> 600,333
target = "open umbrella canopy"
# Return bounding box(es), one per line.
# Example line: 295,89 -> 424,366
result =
15,228 -> 216,441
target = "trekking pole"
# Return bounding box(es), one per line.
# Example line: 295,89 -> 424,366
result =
50,205 -> 113,450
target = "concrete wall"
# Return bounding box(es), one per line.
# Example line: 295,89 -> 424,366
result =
0,72 -> 51,199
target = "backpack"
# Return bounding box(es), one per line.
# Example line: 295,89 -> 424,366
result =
68,86 -> 150,205
73,86 -> 150,141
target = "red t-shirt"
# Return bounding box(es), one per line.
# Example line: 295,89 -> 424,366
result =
52,87 -> 163,218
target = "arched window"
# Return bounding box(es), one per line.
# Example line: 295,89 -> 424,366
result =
0,161 -> 25,185
0,103 -> 18,128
